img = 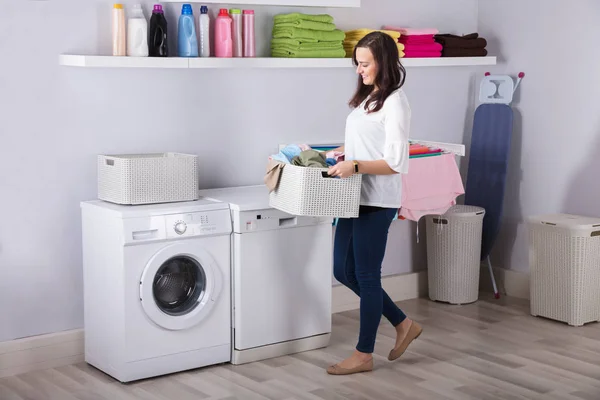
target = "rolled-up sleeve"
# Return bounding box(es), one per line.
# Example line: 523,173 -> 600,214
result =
383,93 -> 411,174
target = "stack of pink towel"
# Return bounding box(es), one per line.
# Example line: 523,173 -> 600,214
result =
382,27 -> 442,58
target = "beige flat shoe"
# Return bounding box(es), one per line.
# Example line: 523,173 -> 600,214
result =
326,359 -> 373,375
388,321 -> 422,361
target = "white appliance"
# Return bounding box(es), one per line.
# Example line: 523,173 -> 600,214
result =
198,185 -> 333,365
80,199 -> 232,382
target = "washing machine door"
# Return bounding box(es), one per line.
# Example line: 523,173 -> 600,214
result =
139,241 -> 222,330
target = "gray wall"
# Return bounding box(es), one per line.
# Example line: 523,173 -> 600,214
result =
0,0 -> 480,342
478,0 -> 600,272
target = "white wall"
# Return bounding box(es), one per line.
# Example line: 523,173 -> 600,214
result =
0,0 -> 479,342
477,0 -> 600,272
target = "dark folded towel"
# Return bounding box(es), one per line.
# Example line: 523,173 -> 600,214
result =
442,48 -> 488,57
435,33 -> 487,49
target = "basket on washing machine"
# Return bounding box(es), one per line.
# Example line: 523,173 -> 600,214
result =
98,152 -> 199,205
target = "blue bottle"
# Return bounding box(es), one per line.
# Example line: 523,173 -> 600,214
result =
178,4 -> 198,57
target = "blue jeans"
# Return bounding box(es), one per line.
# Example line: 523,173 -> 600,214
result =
333,207 -> 407,353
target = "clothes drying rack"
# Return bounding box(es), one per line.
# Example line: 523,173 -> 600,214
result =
279,139 -> 465,157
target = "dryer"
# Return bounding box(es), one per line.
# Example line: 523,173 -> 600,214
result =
80,199 -> 232,382
198,185 -> 333,365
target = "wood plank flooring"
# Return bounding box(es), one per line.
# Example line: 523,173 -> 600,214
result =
2,294 -> 600,400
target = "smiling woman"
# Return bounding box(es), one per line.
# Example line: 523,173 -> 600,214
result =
325,31 -> 422,376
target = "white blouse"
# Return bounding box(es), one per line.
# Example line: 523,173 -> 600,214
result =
344,88 -> 411,208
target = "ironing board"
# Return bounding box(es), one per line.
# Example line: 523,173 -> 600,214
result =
463,72 -> 524,298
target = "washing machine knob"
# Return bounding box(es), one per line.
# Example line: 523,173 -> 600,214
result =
174,221 -> 187,235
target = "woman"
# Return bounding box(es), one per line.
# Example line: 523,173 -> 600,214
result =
326,31 -> 422,375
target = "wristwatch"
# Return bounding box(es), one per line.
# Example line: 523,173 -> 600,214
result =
352,160 -> 359,174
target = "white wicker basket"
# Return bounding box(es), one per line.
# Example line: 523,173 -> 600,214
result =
98,152 -> 199,205
529,213 -> 600,326
425,205 -> 485,305
269,164 -> 362,218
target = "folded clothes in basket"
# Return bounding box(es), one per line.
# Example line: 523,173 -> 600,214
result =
291,150 -> 328,168
265,145 -> 328,192
265,159 -> 285,192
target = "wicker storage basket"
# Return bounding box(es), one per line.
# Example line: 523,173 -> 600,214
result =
426,205 -> 485,305
529,213 -> 600,326
98,152 -> 198,205
269,164 -> 362,218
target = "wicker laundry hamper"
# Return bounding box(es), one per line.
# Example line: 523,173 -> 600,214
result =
97,152 -> 199,205
529,214 -> 600,326
269,164 -> 362,218
426,205 -> 485,305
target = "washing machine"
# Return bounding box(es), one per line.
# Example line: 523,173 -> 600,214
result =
198,185 -> 333,365
80,198 -> 232,382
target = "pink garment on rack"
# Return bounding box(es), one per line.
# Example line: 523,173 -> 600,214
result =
399,153 -> 464,221
383,26 -> 439,36
299,144 -> 311,151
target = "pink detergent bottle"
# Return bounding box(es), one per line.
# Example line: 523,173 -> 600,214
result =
214,9 -> 233,57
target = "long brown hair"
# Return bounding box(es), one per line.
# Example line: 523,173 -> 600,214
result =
349,31 -> 406,113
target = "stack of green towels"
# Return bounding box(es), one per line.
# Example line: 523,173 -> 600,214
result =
271,13 -> 346,58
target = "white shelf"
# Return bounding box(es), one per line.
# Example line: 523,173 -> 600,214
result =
59,55 -> 497,69
159,0 -> 360,7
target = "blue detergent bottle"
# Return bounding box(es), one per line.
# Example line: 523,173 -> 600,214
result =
178,4 -> 199,57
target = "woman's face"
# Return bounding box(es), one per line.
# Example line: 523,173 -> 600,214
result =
355,47 -> 378,86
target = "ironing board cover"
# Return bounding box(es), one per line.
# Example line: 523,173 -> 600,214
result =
463,103 -> 514,260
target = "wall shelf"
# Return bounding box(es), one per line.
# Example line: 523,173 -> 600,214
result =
159,0 -> 360,7
59,55 -> 497,69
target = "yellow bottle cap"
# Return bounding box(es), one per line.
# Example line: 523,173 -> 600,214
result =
114,4 -> 123,9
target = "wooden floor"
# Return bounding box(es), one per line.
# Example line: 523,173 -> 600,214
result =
2,294 -> 600,400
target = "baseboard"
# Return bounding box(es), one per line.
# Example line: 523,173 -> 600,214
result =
332,270 -> 428,314
0,329 -> 84,378
0,271 -> 427,378
479,264 -> 530,299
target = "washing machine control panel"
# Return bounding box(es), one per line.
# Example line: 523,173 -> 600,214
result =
165,209 -> 232,238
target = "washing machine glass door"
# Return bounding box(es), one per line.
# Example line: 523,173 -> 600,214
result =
140,242 -> 222,330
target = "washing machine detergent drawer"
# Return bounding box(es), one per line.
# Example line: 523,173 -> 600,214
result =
232,222 -> 333,350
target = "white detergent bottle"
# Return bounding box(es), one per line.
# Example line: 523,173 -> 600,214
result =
199,5 -> 210,57
127,4 -> 149,57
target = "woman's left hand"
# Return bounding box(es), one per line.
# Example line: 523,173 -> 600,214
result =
328,160 -> 355,178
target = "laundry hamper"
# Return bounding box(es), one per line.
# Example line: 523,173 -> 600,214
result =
269,164 -> 362,218
98,152 -> 199,205
426,205 -> 485,305
529,214 -> 600,326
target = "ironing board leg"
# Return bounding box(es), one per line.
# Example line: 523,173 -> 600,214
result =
487,256 -> 500,299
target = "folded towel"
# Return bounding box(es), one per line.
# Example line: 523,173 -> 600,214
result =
403,50 -> 441,58
344,39 -> 405,50
271,48 -> 346,58
345,48 -> 405,58
442,48 -> 488,57
402,42 -> 442,52
399,35 -> 436,44
344,29 -> 401,40
273,27 -> 346,41
274,12 -> 334,24
435,33 -> 487,49
383,26 -> 439,36
274,20 -> 337,31
273,43 -> 344,53
272,38 -> 343,49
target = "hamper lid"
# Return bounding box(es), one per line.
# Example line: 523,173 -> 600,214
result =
528,213 -> 600,230
442,205 -> 486,217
